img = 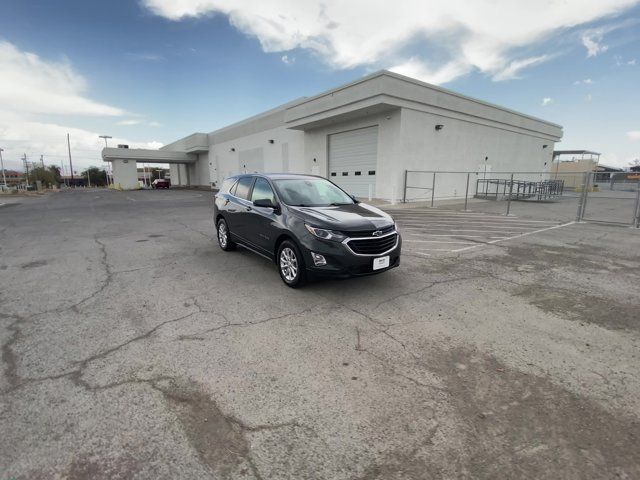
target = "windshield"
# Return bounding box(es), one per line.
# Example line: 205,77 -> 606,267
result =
273,178 -> 355,207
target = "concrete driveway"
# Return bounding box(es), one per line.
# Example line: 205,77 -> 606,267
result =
1,189 -> 639,479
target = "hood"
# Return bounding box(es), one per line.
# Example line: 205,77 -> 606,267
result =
288,203 -> 394,232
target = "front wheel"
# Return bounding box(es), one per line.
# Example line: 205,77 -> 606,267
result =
216,219 -> 236,251
277,240 -> 307,288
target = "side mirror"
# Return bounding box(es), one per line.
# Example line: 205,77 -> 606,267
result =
253,198 -> 277,209
350,194 -> 360,203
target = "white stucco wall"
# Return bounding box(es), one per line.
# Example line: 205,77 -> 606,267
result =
111,159 -> 138,190
209,125 -> 305,186
397,107 -> 556,201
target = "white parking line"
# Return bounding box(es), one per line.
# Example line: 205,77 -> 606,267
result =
450,221 -> 576,252
390,211 -> 554,220
400,227 -> 534,234
398,223 -> 557,230
404,239 -> 478,244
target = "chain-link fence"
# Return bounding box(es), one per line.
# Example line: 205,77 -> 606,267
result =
402,170 -> 640,227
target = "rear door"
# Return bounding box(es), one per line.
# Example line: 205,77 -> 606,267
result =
227,175 -> 255,242
328,126 -> 378,198
247,177 -> 280,256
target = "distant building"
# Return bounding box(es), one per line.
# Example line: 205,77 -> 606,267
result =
1,169 -> 25,186
550,150 -> 612,188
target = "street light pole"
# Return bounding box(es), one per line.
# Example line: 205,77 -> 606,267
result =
0,148 -> 6,188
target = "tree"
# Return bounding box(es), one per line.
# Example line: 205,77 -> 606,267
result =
629,159 -> 640,172
28,166 -> 57,187
48,165 -> 62,184
82,167 -> 108,186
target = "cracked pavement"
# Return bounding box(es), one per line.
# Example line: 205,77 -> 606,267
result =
1,188 -> 640,479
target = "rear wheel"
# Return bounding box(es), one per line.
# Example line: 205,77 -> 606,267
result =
216,218 -> 236,251
277,240 -> 307,288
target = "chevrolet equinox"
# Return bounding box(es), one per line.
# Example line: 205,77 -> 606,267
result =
213,174 -> 401,287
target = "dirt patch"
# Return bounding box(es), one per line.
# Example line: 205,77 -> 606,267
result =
514,284 -> 639,331
153,379 -> 256,478
357,345 -> 640,479
20,259 -> 48,269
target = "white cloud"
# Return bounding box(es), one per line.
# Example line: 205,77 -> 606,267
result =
586,93 -> 593,101
0,41 -> 124,116
281,54 -> 295,65
628,58 -> 637,65
541,97 -> 553,106
628,131 -> 640,141
0,113 -> 163,171
390,58 -> 471,85
581,31 -> 609,57
0,42 -> 161,172
142,0 -> 640,84
124,52 -> 165,62
117,119 -> 142,125
491,55 -> 551,81
574,78 -> 594,85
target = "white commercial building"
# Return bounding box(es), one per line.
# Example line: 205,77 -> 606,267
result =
103,70 -> 563,201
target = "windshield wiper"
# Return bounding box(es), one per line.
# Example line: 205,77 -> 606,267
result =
329,202 -> 353,206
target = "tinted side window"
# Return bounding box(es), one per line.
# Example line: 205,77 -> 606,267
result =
221,178 -> 237,194
234,176 -> 254,200
250,178 -> 276,204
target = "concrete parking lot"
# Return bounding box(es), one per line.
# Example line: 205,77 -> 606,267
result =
1,189 -> 640,479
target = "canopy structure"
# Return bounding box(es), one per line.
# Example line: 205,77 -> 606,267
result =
102,147 -> 198,189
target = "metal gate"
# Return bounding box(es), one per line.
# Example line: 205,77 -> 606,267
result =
577,172 -> 640,227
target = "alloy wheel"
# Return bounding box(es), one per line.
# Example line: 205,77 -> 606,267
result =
279,247 -> 298,282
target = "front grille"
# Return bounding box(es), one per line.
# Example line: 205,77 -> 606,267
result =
347,233 -> 398,255
343,225 -> 395,238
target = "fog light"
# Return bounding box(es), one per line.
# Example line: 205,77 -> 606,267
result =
311,252 -> 327,266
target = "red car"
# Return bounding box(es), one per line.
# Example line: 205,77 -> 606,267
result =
152,179 -> 171,189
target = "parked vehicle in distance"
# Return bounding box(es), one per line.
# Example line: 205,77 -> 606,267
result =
152,179 -> 171,189
213,173 -> 401,287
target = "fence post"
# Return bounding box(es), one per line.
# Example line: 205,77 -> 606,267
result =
633,183 -> 640,228
430,172 -> 436,208
505,173 -> 514,216
463,172 -> 470,211
402,170 -> 408,203
576,172 -> 588,221
581,172 -> 592,220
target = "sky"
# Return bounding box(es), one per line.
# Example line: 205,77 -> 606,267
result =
0,0 -> 639,173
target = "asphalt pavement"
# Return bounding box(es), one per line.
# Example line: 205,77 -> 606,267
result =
1,188 -> 639,479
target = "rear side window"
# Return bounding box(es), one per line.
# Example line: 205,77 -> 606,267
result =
234,176 -> 254,199
220,178 -> 237,194
251,178 -> 276,204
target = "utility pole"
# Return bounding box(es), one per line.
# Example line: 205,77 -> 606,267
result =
23,153 -> 30,186
40,154 -> 45,168
0,148 -> 6,188
99,135 -> 112,186
67,133 -> 74,186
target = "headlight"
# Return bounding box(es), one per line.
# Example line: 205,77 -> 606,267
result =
305,224 -> 346,242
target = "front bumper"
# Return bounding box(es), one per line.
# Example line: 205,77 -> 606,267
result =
298,232 -> 402,278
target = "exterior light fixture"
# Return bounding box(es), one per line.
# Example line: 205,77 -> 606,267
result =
230,147 -> 236,152
543,144 -> 549,149
268,139 -> 274,144
435,124 -> 444,131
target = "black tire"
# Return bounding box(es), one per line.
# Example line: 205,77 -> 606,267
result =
216,218 -> 236,251
277,240 -> 307,288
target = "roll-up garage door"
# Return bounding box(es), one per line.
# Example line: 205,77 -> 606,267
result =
328,126 -> 378,198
